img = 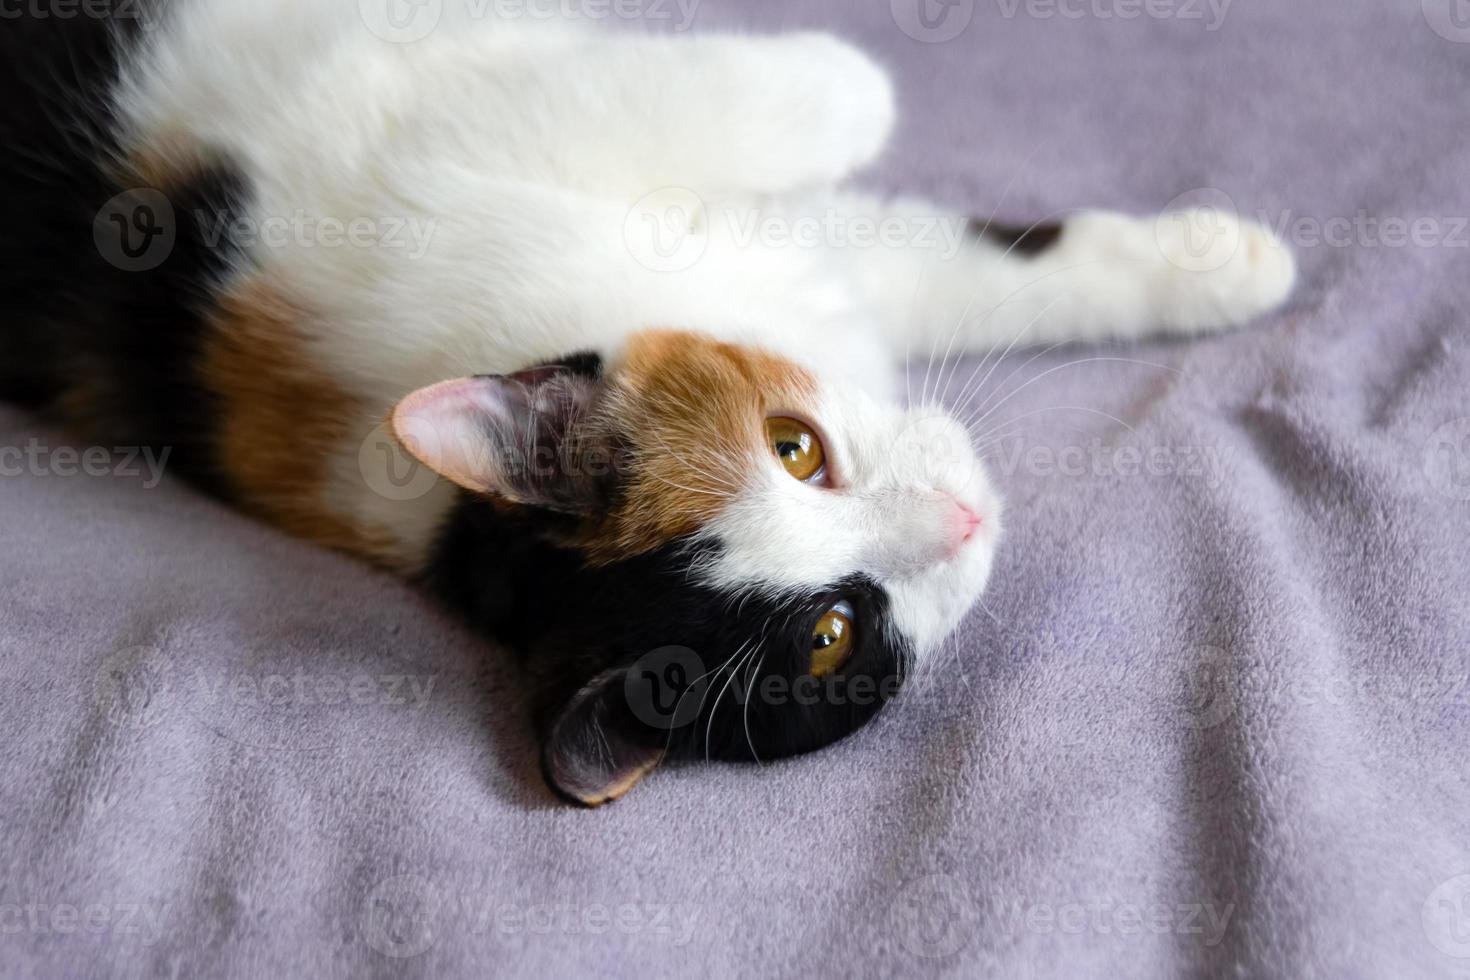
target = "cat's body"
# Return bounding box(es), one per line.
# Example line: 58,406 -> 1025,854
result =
1,0 -> 1295,804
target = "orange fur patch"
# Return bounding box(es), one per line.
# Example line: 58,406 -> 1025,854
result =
202,279 -> 403,569
580,329 -> 817,564
576,757 -> 663,808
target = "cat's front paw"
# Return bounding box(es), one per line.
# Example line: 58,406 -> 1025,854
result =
771,34 -> 896,184
1150,208 -> 1297,332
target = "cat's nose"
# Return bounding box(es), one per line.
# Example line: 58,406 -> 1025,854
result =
946,496 -> 985,548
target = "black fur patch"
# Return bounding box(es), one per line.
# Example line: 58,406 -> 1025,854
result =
427,491 -> 913,769
0,6 -> 251,496
542,350 -> 604,381
971,218 -> 1066,256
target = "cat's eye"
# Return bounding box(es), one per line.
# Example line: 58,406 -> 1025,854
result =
767,417 -> 826,483
810,601 -> 856,678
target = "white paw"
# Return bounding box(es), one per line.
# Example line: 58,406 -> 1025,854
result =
1149,209 -> 1297,332
771,34 -> 896,185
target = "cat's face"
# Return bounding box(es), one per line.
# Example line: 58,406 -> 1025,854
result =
393,330 -> 1000,805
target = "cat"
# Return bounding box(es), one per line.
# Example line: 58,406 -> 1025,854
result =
0,0 -> 1295,806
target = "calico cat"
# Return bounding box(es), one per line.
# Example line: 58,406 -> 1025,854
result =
0,0 -> 1295,805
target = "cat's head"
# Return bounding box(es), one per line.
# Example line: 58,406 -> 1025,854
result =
392,330 -> 1000,806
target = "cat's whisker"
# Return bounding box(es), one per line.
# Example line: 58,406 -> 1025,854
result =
974,420 -> 1105,459
966,134 -> 1056,247
742,652 -> 768,767
926,215 -> 1066,407
966,356 -> 1180,436
592,715 -> 618,774
946,264 -> 1140,414
647,475 -> 733,498
973,426 -> 1090,458
929,207 -> 1085,407
664,641 -> 750,759
920,304 -> 945,412
949,320 -> 1071,422
904,247 -> 935,409
964,346 -> 1170,432
969,404 -> 1097,452
967,404 -> 1138,444
970,417 -> 1125,458
943,260 -> 1141,413
641,452 -> 743,490
936,272 -> 1110,424
915,638 -> 943,700
952,265 -> 1077,400
640,393 -> 758,481
899,135 -> 1052,408
948,632 -> 974,696
636,419 -> 747,491
933,218 -> 1140,410
634,432 -> 745,494
706,642 -> 756,763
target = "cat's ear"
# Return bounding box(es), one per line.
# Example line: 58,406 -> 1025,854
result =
541,668 -> 665,808
391,364 -> 610,514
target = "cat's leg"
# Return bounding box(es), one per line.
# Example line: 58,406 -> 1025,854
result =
807,195 -> 1297,357
479,31 -> 896,197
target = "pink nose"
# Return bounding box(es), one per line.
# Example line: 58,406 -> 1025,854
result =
949,498 -> 985,544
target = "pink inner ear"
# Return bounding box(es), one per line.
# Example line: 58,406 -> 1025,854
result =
391,377 -> 515,495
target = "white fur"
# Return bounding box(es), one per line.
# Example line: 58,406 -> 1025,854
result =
693,400 -> 1001,655
112,0 -> 1295,656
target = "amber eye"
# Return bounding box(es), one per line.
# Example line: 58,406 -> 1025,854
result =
810,601 -> 856,678
767,417 -> 826,483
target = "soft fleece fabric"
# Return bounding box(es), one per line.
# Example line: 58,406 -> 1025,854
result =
3,0 -> 1469,977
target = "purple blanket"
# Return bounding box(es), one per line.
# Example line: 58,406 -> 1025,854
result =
3,0 -> 1469,976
